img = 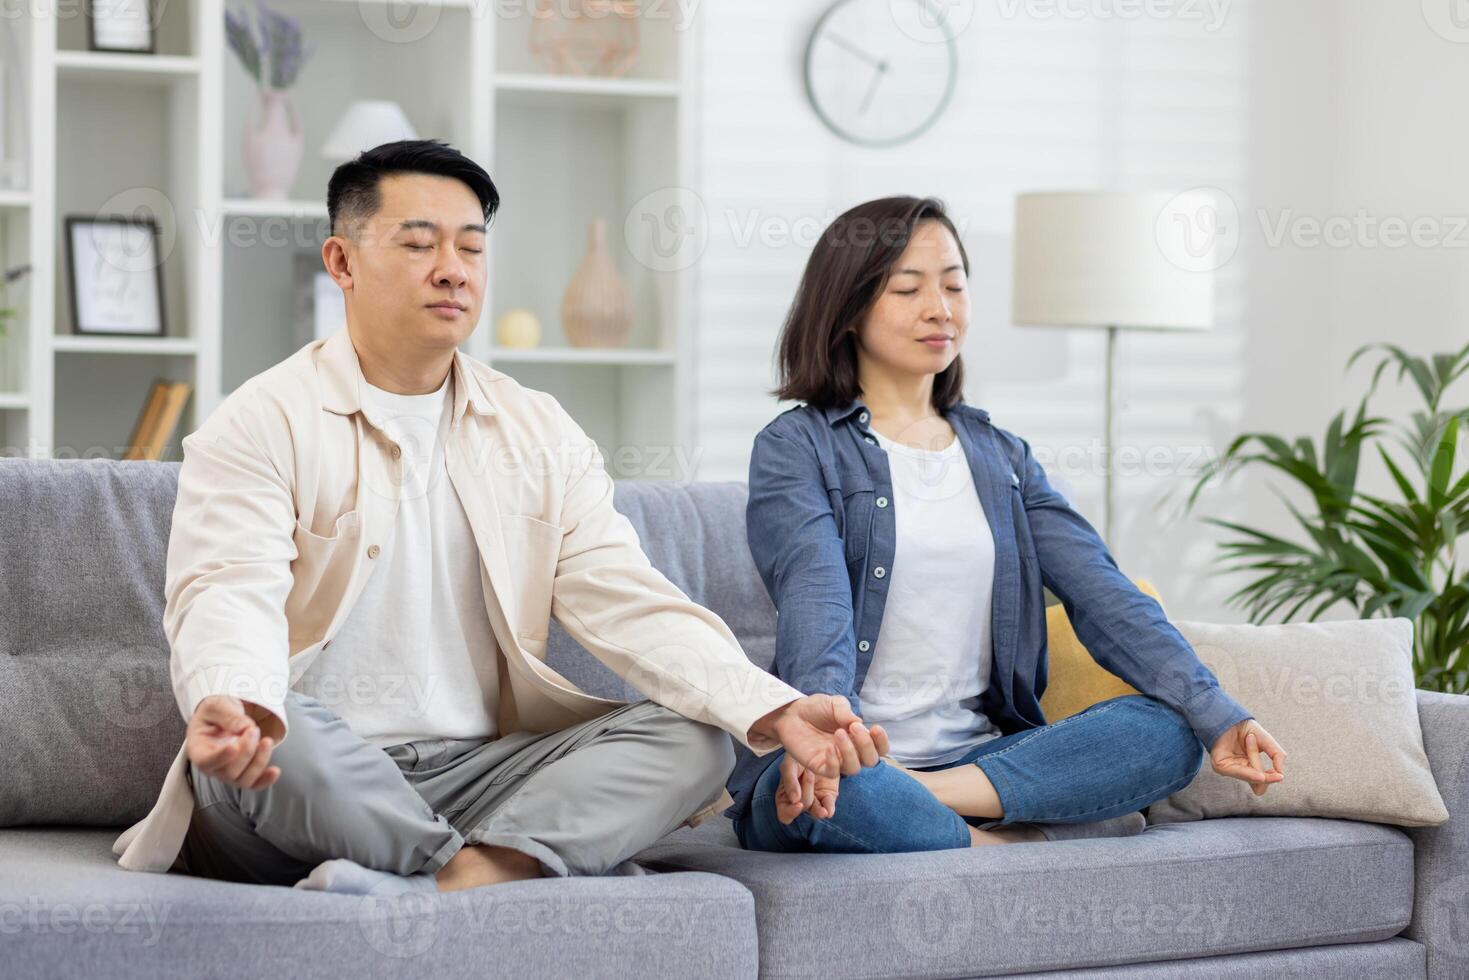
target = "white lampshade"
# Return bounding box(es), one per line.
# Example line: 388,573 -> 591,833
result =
1011,191 -> 1216,332
320,101 -> 419,161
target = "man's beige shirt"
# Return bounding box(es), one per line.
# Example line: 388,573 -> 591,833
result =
112,326 -> 800,873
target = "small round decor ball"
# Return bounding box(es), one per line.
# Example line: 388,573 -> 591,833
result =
496,309 -> 542,349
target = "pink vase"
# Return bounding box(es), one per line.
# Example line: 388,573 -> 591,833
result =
561,219 -> 634,348
244,88 -> 304,200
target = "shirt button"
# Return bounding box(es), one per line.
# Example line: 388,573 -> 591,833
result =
873,566 -> 885,579
858,640 -> 870,652
367,544 -> 381,559
876,496 -> 888,508
858,412 -> 869,424
865,436 -> 877,445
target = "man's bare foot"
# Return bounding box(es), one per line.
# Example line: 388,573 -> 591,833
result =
434,843 -> 544,892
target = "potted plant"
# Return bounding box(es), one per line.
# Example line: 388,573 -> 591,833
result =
1187,339 -> 1469,694
226,0 -> 314,199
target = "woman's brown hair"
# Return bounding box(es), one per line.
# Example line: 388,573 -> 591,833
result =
773,195 -> 970,411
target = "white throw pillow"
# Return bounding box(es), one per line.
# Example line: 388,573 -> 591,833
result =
1147,617 -> 1449,828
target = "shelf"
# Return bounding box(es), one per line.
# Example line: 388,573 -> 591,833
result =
489,346 -> 675,366
53,335 -> 200,356
55,51 -> 202,86
493,73 -> 680,109
221,198 -> 329,219
0,392 -> 28,410
0,189 -> 30,208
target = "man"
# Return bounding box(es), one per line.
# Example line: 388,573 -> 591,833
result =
111,139 -> 887,893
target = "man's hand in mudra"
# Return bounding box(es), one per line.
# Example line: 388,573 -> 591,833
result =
186,695 -> 283,791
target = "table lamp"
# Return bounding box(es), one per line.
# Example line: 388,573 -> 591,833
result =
320,101 -> 419,161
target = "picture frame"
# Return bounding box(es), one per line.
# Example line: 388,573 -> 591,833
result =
87,0 -> 156,55
64,215 -> 166,337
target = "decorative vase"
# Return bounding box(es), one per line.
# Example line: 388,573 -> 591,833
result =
529,0 -> 641,77
244,88 -> 304,200
561,219 -> 633,348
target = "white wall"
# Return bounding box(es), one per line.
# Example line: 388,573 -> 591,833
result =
688,0 -> 1467,624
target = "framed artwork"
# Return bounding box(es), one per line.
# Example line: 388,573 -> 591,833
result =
88,0 -> 156,54
64,215 -> 166,337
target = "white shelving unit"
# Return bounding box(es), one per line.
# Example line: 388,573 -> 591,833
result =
3,0 -> 699,477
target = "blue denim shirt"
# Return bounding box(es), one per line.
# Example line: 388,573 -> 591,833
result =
725,397 -> 1253,819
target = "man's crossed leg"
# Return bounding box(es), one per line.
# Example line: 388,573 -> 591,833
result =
175,691 -> 734,893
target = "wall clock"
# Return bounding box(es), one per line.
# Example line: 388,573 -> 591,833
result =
803,0 -> 960,148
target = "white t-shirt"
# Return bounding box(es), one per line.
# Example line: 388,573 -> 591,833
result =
294,371 -> 501,747
857,426 -> 1003,766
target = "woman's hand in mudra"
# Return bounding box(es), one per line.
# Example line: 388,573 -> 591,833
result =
1209,719 -> 1286,795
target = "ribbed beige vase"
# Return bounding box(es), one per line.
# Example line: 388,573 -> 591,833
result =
561,219 -> 633,348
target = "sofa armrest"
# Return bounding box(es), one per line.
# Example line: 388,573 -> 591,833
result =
1404,690 -> 1469,978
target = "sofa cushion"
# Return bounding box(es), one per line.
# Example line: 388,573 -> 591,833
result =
1037,578 -> 1157,723
635,815 -> 1414,979
0,828 -> 759,980
546,480 -> 776,699
0,460 -> 187,826
1150,618 -> 1449,828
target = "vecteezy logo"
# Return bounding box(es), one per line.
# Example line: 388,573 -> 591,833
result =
624,187 -> 709,273
890,877 -> 974,959
1154,186 -> 1240,273
1423,0 -> 1469,42
891,0 -> 976,43
358,0 -> 442,44
357,886 -> 442,959
95,186 -> 179,270
93,658 -> 175,730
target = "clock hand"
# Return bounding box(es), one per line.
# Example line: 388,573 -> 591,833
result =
859,62 -> 889,116
823,30 -> 884,70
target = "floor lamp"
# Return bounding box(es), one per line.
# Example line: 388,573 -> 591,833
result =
1010,191 -> 1218,546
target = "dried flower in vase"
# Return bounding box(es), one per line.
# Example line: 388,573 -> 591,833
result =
226,1 -> 315,199
225,0 -> 315,91
0,264 -> 31,340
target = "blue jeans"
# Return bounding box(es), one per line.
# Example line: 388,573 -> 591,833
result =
733,694 -> 1206,854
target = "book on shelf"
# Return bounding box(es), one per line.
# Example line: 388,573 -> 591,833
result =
124,378 -> 192,461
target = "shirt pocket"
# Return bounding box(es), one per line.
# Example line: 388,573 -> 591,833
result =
842,488 -> 875,566
287,510 -> 362,642
1008,481 -> 1039,559
501,513 -> 564,641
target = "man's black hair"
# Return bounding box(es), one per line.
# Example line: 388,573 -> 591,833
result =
326,138 -> 500,239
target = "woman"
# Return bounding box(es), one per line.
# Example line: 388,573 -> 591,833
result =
729,196 -> 1287,854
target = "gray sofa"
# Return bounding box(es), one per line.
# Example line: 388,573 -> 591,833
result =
1,457 -> 1465,979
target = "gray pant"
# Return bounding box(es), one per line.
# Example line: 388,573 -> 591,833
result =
175,691 -> 735,885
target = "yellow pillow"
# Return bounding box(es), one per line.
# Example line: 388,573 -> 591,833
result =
1038,579 -> 1164,722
